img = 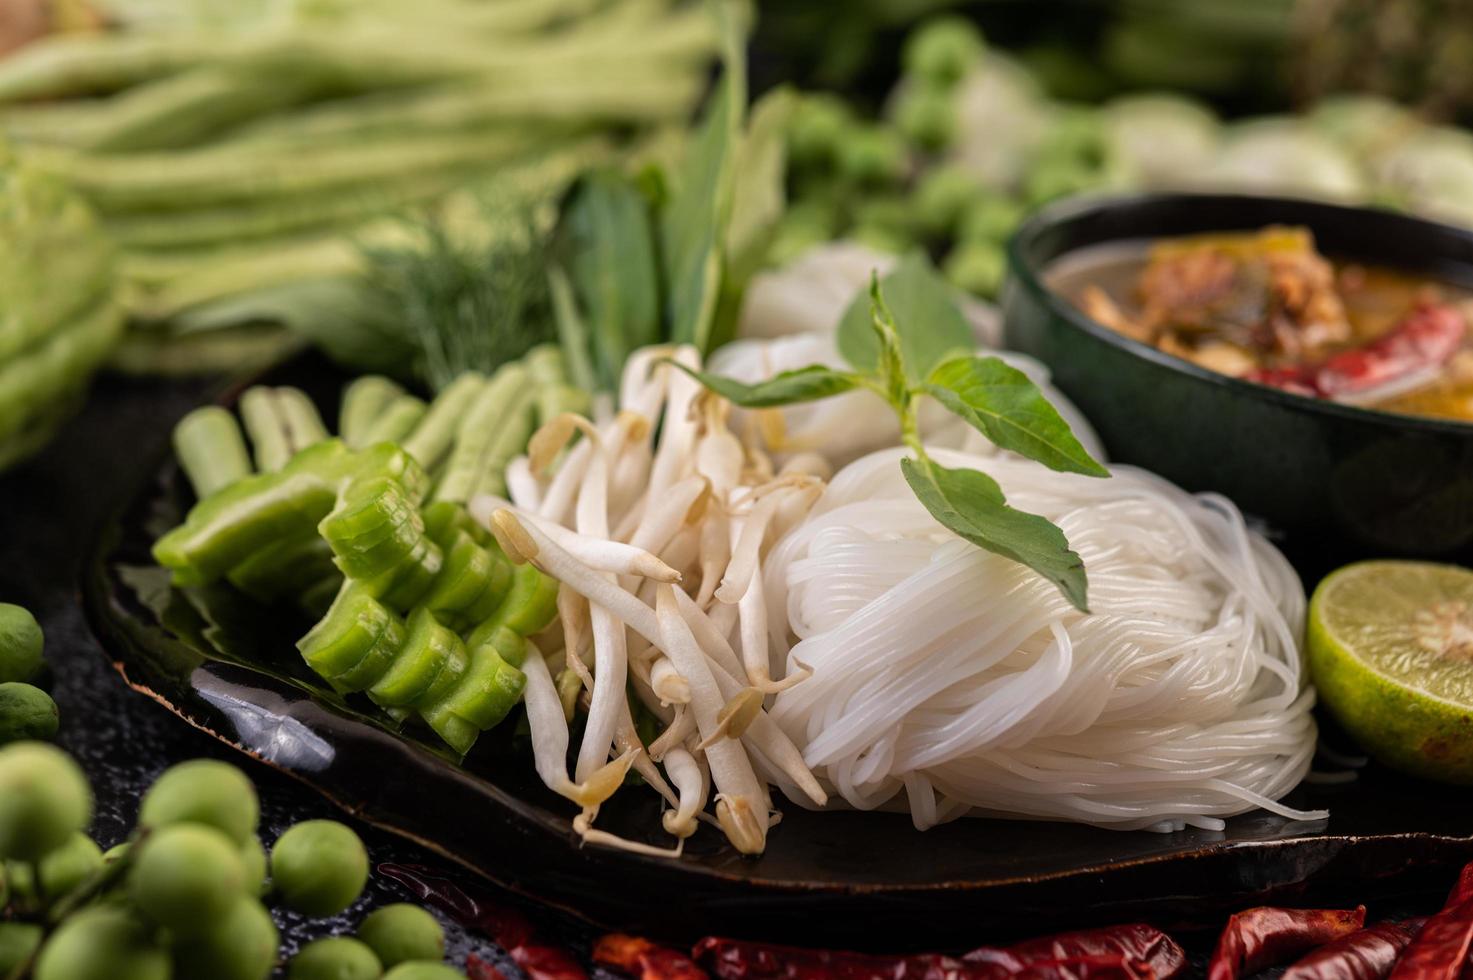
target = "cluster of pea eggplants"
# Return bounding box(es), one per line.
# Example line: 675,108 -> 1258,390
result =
0,742 -> 466,980
153,350 -> 571,756
0,606 -> 57,749
769,16 -> 1114,299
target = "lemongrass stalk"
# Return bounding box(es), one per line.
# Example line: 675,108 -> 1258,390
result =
239,386 -> 291,471
655,584 -> 767,854
172,405 -> 252,498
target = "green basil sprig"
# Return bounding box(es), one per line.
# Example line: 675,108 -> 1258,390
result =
670,257 -> 1107,612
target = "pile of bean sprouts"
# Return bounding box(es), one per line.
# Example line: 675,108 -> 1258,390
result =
765,448 -> 1325,833
470,348 -> 1323,854
471,346 -> 830,856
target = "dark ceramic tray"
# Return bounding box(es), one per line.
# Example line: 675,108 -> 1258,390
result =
83,360 -> 1473,949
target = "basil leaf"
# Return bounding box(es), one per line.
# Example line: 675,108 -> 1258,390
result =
662,8 -> 746,352
900,455 -> 1089,612
925,356 -> 1109,477
837,251 -> 973,381
668,361 -> 862,407
559,169 -> 660,391
866,273 -> 910,412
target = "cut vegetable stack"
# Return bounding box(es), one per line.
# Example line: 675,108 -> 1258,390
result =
154,346 -> 582,755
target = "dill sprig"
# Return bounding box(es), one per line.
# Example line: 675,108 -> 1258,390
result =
361,198 -> 557,392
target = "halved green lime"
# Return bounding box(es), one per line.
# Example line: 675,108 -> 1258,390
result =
1308,560 -> 1473,782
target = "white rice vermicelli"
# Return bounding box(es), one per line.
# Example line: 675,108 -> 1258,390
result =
765,448 -> 1323,833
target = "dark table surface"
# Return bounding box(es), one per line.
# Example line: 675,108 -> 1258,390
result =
0,370 -> 603,975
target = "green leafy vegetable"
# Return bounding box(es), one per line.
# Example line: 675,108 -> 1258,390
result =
899,456 -> 1089,611
558,169 -> 661,390
925,356 -> 1109,477
836,251 -> 974,382
725,86 -> 798,285
677,256 -> 1105,612
661,2 -> 746,351
668,363 -> 863,407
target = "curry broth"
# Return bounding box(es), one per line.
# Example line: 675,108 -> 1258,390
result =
1047,231 -> 1473,422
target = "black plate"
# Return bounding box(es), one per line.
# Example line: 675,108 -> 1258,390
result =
84,358 -> 1473,950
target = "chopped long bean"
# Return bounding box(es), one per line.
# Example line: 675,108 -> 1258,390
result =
172,406 -> 252,498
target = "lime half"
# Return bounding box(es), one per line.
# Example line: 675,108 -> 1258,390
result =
1309,560 -> 1473,782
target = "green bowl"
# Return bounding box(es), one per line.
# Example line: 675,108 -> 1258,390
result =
1003,193 -> 1473,571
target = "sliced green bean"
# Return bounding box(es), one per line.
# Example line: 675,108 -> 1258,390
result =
340,377 -> 405,450
238,387 -> 292,472
360,395 -> 427,447
434,362 -> 530,505
172,406 -> 252,498
274,387 -> 330,452
402,372 -> 484,473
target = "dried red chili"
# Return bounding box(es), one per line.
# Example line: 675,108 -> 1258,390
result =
1243,365 -> 1321,397
597,934 -> 707,980
1314,302 -> 1465,397
993,924 -> 1185,979
1444,861 -> 1473,909
694,924 -> 1182,980
1279,920 -> 1426,980
1387,899 -> 1473,980
1207,906 -> 1367,980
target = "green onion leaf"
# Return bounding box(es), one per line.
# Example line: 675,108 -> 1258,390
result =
558,169 -> 660,391
900,455 -> 1089,612
925,355 -> 1109,477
